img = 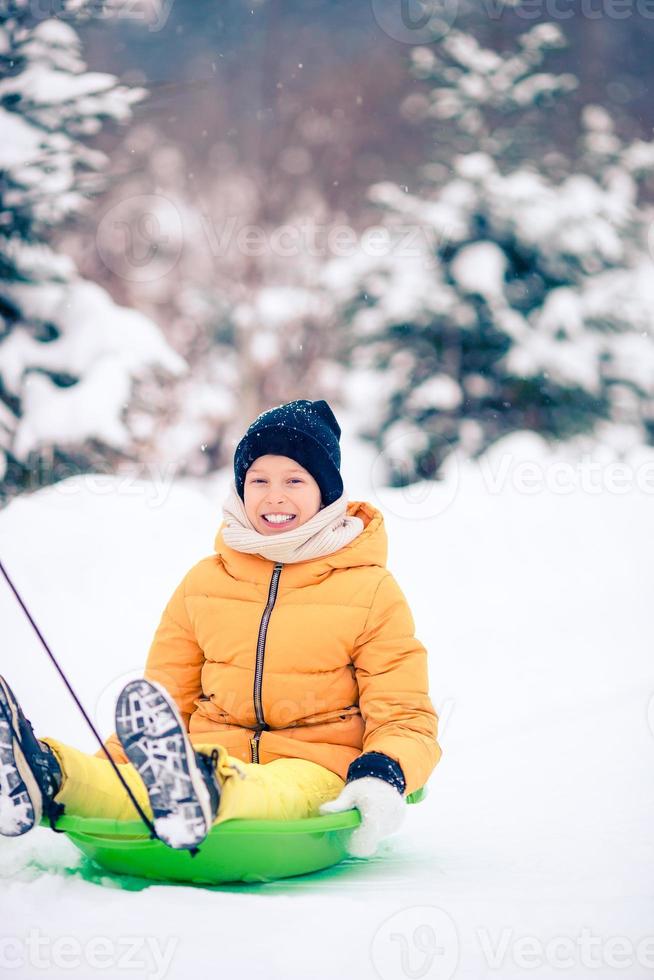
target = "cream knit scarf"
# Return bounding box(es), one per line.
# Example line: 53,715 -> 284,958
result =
220,480 -> 364,563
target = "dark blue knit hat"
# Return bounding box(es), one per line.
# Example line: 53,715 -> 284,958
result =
234,399 -> 343,506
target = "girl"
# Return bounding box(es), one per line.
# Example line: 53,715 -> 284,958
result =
0,399 -> 441,857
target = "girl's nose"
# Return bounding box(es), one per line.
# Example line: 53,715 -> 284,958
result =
266,491 -> 287,504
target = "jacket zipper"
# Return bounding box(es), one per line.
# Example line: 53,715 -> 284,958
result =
250,561 -> 283,763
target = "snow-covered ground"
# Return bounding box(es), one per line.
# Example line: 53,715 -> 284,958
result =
1,424 -> 653,980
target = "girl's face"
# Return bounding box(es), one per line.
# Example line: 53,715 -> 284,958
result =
244,454 -> 323,535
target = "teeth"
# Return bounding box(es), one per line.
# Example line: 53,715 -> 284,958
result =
263,514 -> 295,523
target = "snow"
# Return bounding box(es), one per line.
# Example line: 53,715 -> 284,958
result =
0,66 -> 117,105
0,14 -> 147,247
329,119 -> 654,464
606,332 -> 654,391
406,374 -> 463,412
153,813 -> 202,851
622,139 -> 654,173
450,241 -> 507,301
0,278 -> 186,461
235,287 -> 328,330
0,109 -> 43,168
249,331 -> 280,366
12,361 -> 132,458
505,331 -> 602,391
454,151 -> 495,180
0,10 -> 167,480
2,279 -> 186,389
0,795 -> 31,837
537,287 -> 584,338
0,421 -> 652,979
29,19 -> 80,50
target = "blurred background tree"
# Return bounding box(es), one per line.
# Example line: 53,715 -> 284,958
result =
322,24 -> 654,484
0,1 -> 185,505
2,0 -> 654,503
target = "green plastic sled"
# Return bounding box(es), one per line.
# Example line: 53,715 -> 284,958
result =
41,787 -> 426,886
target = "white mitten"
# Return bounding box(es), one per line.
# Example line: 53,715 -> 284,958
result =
319,776 -> 406,857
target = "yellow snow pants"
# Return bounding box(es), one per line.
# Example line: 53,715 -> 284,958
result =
40,737 -> 345,827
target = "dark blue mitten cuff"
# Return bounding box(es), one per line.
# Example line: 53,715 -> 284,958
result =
346,751 -> 406,795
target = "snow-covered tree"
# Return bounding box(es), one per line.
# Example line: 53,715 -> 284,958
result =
322,25 -> 654,485
0,4 -> 185,503
64,123 -> 343,476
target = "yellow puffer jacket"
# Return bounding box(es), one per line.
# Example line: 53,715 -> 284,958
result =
98,501 -> 441,795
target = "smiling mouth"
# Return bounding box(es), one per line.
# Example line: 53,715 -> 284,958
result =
261,514 -> 297,526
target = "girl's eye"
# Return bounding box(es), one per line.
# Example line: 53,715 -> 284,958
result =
251,478 -> 302,484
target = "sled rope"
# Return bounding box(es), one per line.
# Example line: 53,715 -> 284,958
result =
0,558 -> 159,842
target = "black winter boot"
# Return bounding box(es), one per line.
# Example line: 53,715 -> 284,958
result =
194,748 -> 222,817
115,679 -> 221,850
0,676 -> 64,836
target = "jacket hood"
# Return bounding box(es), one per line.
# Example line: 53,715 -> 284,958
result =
213,500 -> 387,586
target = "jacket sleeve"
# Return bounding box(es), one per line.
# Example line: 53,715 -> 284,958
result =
94,572 -> 205,765
349,571 -> 441,796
